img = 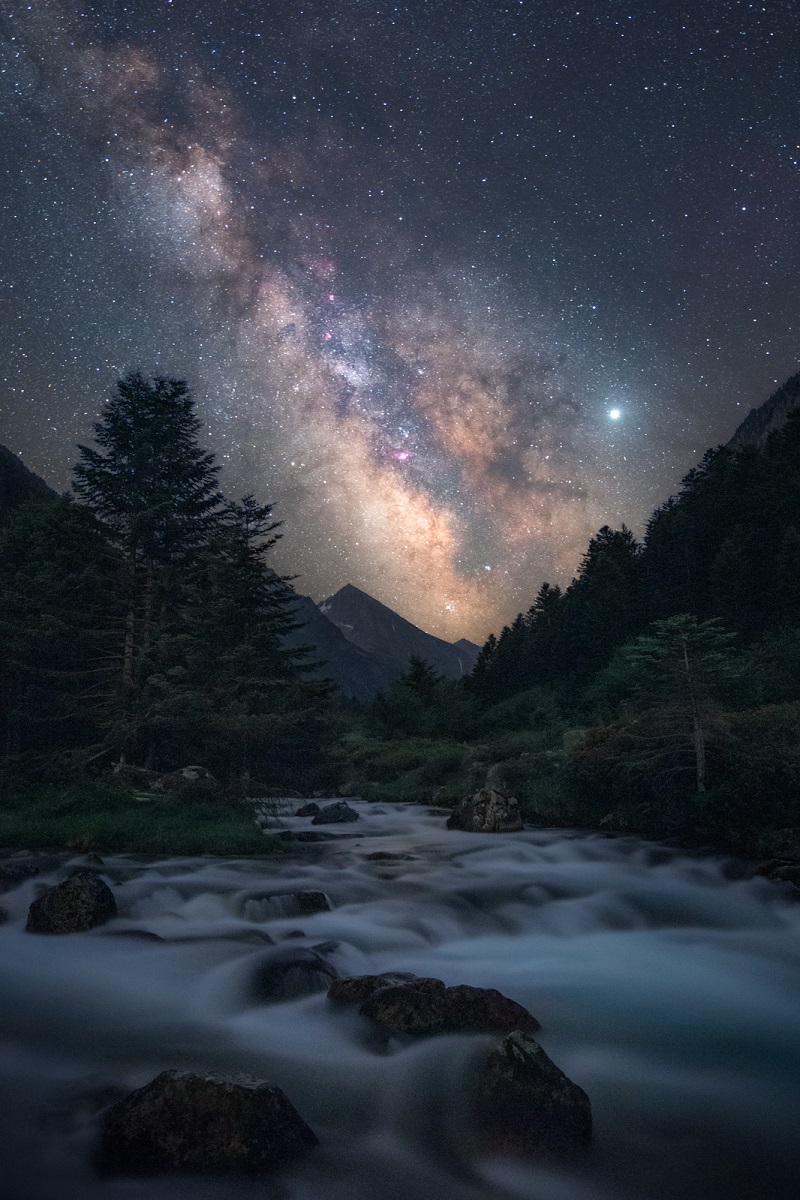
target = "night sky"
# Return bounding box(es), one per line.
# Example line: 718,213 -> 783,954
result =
1,1 -> 798,642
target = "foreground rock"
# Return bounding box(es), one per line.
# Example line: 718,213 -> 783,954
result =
362,983 -> 541,1037
472,1031 -> 591,1159
96,1070 -> 317,1175
0,859 -> 41,890
328,972 -> 443,1006
329,973 -> 540,1036
248,946 -> 338,1002
446,789 -> 523,833
311,801 -> 359,825
365,851 -> 415,862
26,872 -> 117,934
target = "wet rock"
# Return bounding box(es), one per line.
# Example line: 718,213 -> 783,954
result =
25,871 -> 117,934
327,972 -> 440,1006
472,1031 -> 591,1159
248,946 -> 338,1002
360,982 -> 540,1036
243,890 -> 331,920
311,801 -> 359,825
365,851 -> 415,861
446,788 -> 524,833
0,859 -> 40,891
295,802 -> 321,817
96,1069 -> 317,1175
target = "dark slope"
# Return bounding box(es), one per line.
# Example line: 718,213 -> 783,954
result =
0,445 -> 57,522
319,584 -> 480,679
728,372 -> 800,450
283,591 -> 400,700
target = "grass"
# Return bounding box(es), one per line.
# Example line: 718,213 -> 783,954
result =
0,783 -> 282,856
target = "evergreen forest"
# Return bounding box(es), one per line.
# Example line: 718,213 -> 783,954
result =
2,370 -> 800,858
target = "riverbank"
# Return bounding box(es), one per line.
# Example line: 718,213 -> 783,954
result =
0,783 -> 280,856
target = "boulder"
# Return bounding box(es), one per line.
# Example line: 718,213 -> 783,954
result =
360,982 -> 540,1037
328,972 -> 443,1006
96,1070 -> 317,1175
247,946 -> 338,1003
0,859 -> 40,890
25,872 -> 117,934
311,801 -> 359,825
365,851 -> 415,862
446,789 -> 523,833
243,890 -> 331,920
295,802 -> 321,817
472,1031 -> 591,1159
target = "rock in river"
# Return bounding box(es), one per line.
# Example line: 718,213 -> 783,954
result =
96,1070 -> 318,1175
248,946 -> 339,1002
243,890 -> 331,920
328,972 -> 442,1006
0,859 -> 41,890
329,973 -> 540,1036
472,1031 -> 591,1159
446,788 -> 523,833
361,982 -> 540,1036
25,872 -> 117,935
311,801 -> 359,825
295,801 -> 321,817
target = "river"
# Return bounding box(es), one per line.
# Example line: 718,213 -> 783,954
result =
0,800 -> 798,1200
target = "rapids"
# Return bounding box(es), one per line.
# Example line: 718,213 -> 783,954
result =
0,800 -> 798,1200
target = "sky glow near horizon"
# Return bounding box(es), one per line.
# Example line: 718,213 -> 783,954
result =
0,1 -> 798,642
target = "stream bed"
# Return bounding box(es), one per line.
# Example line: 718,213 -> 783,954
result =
1,800 -> 799,1200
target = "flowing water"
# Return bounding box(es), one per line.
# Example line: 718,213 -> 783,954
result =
1,801 -> 799,1200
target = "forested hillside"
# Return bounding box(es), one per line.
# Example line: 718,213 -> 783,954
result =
342,378 -> 800,853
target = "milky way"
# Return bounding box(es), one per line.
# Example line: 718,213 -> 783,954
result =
1,2 -> 798,641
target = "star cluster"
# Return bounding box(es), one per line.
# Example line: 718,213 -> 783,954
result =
1,1 -> 798,641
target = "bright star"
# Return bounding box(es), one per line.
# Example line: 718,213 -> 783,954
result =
609,408 -> 622,420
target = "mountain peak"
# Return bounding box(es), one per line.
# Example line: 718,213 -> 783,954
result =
319,585 -> 479,678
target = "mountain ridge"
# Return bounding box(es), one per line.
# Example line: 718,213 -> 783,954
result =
0,444 -> 57,522
727,371 -> 800,449
319,583 -> 480,680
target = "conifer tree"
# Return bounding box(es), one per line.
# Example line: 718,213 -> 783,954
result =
618,615 -> 738,797
72,373 -> 224,757
150,494 -> 330,786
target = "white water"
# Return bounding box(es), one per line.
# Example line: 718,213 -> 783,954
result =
1,801 -> 799,1200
